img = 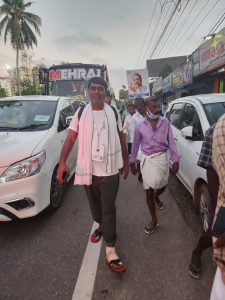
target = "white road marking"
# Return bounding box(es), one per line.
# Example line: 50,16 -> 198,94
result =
72,222 -> 102,300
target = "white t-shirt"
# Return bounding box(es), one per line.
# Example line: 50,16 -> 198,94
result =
69,107 -> 123,176
130,111 -> 144,143
123,114 -> 133,143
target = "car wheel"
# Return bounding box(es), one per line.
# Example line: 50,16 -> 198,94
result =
199,184 -> 211,232
48,169 -> 65,212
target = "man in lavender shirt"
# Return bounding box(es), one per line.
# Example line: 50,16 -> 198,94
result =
130,97 -> 180,235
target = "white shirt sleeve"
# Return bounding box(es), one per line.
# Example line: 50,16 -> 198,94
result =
130,117 -> 136,143
117,110 -> 123,132
69,108 -> 79,133
123,116 -> 129,135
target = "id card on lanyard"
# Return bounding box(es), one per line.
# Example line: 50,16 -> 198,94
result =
92,144 -> 105,161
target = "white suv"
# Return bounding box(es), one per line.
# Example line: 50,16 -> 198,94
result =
165,94 -> 225,231
0,96 -> 79,221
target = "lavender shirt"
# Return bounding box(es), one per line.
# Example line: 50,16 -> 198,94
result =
130,116 -> 180,163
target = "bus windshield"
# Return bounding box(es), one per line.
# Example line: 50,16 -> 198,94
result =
51,80 -> 88,101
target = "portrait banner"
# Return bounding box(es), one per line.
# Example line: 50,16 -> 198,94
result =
127,69 -> 150,99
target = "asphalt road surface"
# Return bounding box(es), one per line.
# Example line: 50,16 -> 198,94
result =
0,173 -> 215,300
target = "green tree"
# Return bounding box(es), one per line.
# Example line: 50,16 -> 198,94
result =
119,85 -> 129,101
158,64 -> 173,79
0,86 -> 7,97
0,0 -> 41,95
20,79 -> 35,95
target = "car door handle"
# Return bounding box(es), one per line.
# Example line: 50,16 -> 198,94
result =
196,152 -> 200,155
174,137 -> 178,141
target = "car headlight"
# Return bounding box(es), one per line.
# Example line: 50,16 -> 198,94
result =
0,151 -> 46,183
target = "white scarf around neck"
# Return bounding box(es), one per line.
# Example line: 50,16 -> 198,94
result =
75,103 -> 123,185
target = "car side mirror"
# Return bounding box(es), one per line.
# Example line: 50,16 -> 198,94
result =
181,126 -> 194,139
66,116 -> 73,126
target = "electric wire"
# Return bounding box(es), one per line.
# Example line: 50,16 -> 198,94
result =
155,0 -> 191,58
189,9 -> 225,54
208,12 -> 225,34
139,0 -> 173,66
174,0 -> 221,54
163,0 -> 202,57
139,9 -> 164,66
149,0 -> 182,59
135,0 -> 159,67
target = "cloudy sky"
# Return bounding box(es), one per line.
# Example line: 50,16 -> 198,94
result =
0,0 -> 225,95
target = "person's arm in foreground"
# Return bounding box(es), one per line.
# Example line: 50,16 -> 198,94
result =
117,112 -> 129,179
122,116 -> 129,140
119,131 -> 129,179
129,126 -> 141,175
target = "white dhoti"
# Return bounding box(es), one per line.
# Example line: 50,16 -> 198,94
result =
210,267 -> 225,300
140,152 -> 169,190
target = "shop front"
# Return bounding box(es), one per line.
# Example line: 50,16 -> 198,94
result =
192,27 -> 225,94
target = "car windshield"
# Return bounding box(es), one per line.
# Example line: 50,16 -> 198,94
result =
203,102 -> 225,126
0,100 -> 57,131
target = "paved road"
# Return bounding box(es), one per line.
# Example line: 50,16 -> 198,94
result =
0,173 -> 215,300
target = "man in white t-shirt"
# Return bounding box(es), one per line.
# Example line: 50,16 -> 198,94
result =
57,77 -> 129,273
123,102 -> 136,155
130,98 -> 147,182
105,91 -> 113,105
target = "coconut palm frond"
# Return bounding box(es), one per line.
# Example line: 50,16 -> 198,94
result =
21,20 -> 37,48
0,15 -> 9,35
22,2 -> 33,9
23,12 -> 42,33
2,0 -> 14,6
3,16 -> 12,44
0,4 -> 12,17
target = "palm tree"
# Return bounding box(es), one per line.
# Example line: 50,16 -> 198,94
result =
0,0 -> 41,95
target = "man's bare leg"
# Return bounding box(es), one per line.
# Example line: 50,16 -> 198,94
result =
144,188 -> 159,235
155,186 -> 166,209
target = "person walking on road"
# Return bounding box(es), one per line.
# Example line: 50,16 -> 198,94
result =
210,115 -> 225,299
57,77 -> 129,273
130,97 -> 147,183
123,102 -> 136,155
104,91 -> 113,106
188,124 -> 219,280
130,96 -> 179,235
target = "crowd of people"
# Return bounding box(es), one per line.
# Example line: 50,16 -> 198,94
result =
56,77 -> 225,299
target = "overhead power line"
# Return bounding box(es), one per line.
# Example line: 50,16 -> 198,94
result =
175,0 -> 221,54
166,0 -> 210,53
163,0 -> 199,57
190,9 -> 225,53
148,0 -> 182,59
155,0 -> 191,58
139,0 -> 172,66
208,11 -> 225,34
135,0 -> 159,67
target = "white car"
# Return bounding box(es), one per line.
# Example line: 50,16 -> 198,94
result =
165,94 -> 225,231
0,96 -> 79,221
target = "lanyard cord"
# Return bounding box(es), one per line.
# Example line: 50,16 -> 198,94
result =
93,110 -> 107,150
